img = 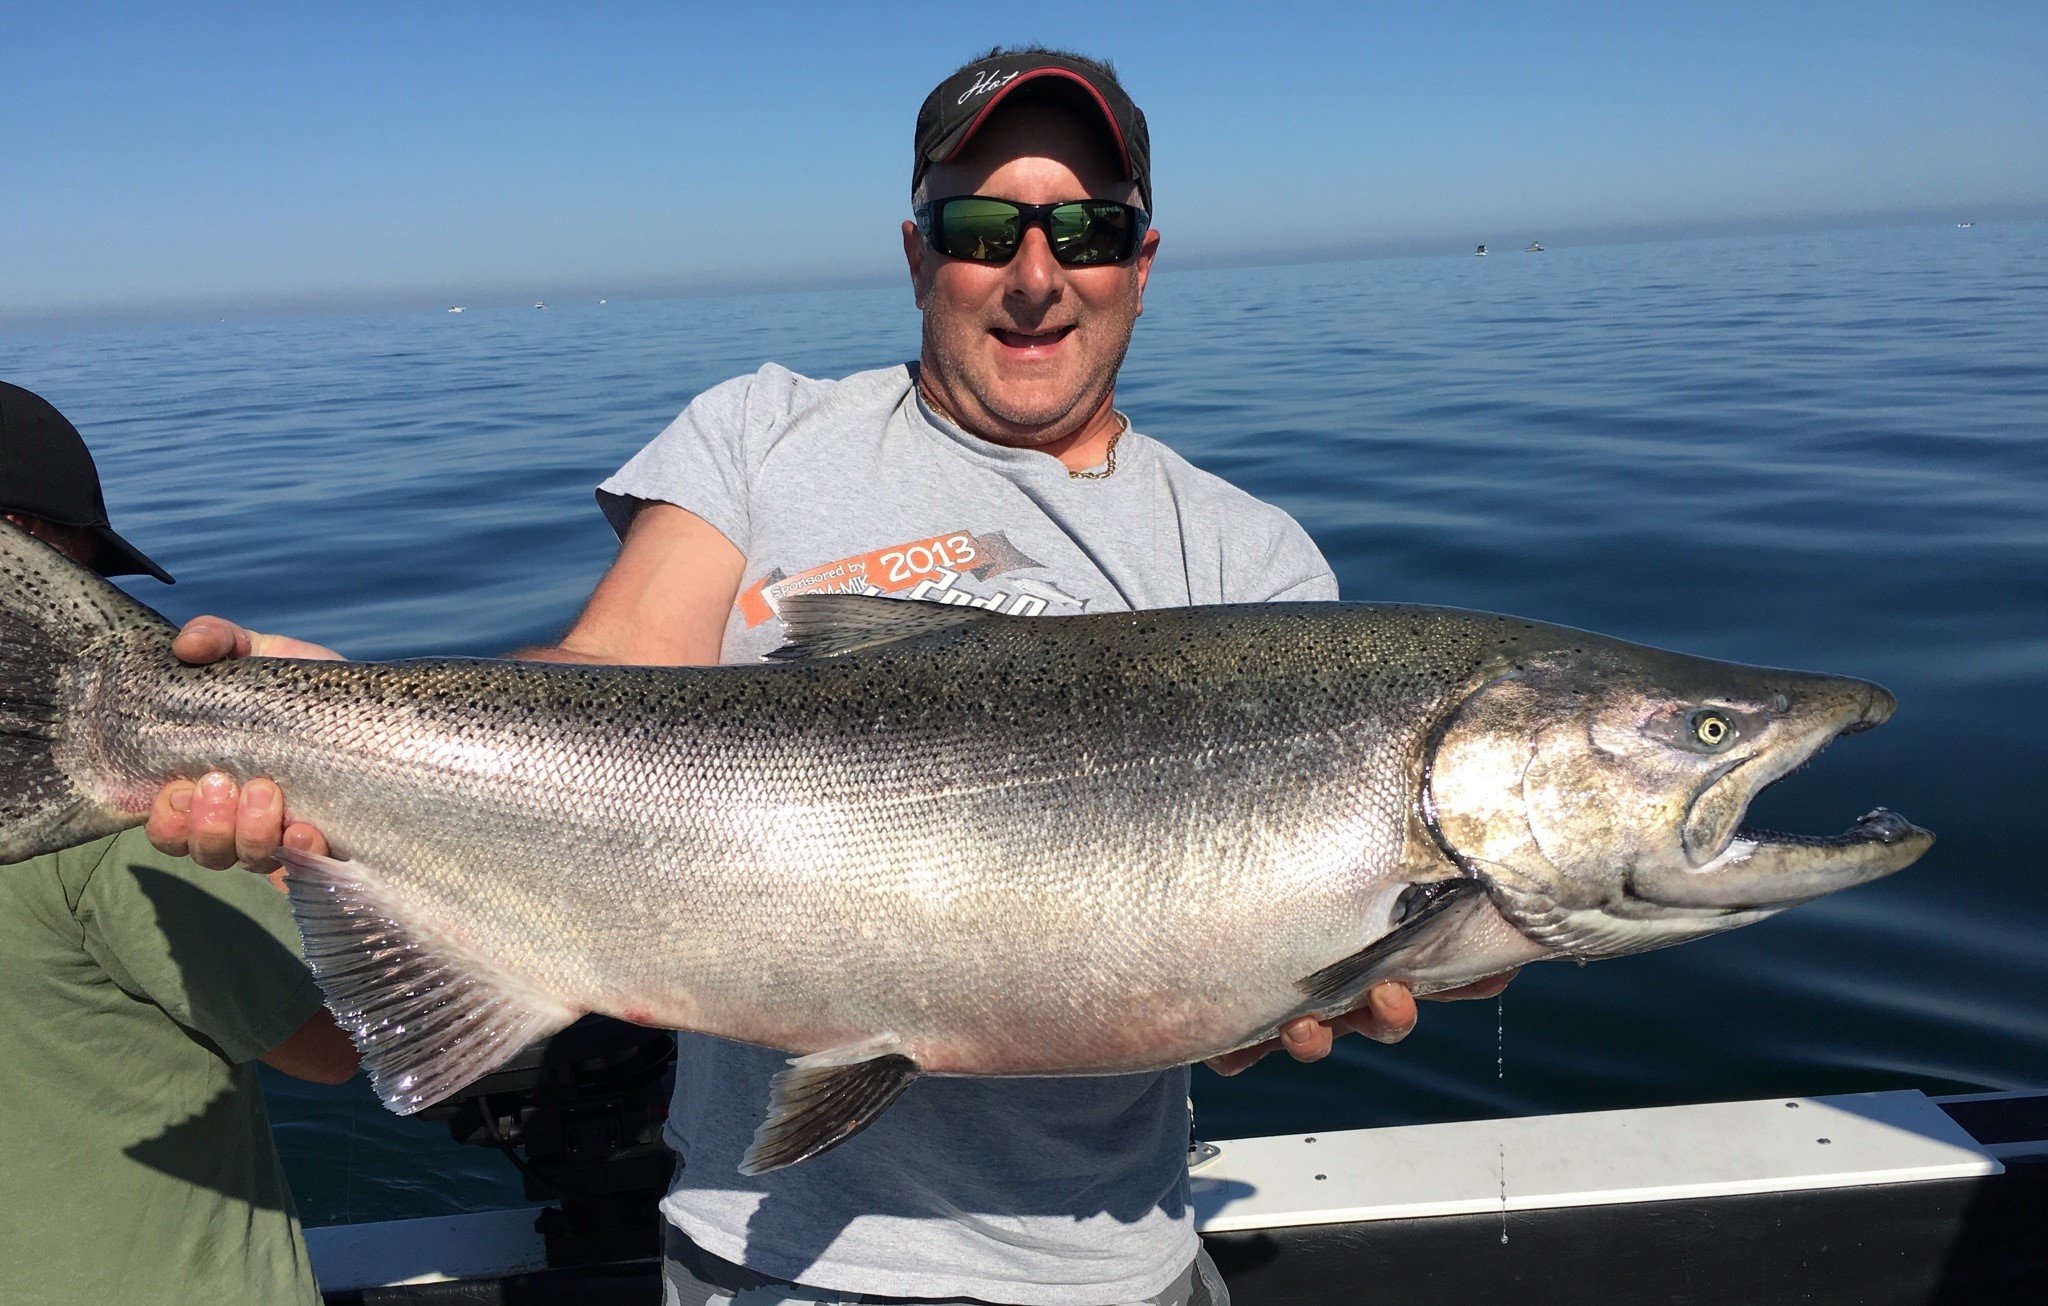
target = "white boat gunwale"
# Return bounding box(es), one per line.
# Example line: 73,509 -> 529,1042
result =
307,1086 -> 2041,1298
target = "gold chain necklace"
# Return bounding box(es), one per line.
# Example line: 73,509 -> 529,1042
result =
917,375 -> 1127,480
1068,413 -> 1129,480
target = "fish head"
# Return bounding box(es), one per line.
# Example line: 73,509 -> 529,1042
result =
1422,639 -> 1933,960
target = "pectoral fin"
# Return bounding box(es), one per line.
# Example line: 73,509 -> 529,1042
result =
1295,878 -> 1491,1010
740,1035 -> 922,1175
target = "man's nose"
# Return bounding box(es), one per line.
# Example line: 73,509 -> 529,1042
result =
1003,226 -> 1063,301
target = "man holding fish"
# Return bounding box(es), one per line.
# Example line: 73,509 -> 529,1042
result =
139,47 -> 1510,1306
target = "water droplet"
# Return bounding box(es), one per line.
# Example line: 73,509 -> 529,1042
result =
1497,992 -> 1510,1246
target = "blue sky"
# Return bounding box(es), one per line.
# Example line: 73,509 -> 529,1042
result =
4,1 -> 2043,323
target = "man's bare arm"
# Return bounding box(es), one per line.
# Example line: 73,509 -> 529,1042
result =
259,1006 -> 361,1084
513,502 -> 744,667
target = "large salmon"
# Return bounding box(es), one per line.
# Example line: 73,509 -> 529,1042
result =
0,524 -> 1931,1172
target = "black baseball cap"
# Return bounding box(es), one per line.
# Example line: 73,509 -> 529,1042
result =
914,51 -> 1152,211
0,381 -> 174,583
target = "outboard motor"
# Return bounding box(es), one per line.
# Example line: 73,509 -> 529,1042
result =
416,1016 -> 676,1268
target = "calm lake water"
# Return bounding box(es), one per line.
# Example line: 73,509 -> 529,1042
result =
4,219 -> 2043,1226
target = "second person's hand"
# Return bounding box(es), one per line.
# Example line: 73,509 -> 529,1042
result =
143,615 -> 341,870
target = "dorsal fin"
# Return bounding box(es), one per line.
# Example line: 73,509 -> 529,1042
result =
764,594 -> 1001,661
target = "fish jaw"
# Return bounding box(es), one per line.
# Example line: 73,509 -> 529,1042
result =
1632,807 -> 1933,910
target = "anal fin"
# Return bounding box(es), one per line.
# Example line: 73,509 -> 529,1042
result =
1295,878 -> 1491,1011
279,847 -> 578,1114
740,1034 -> 922,1175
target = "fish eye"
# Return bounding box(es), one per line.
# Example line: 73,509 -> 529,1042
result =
1689,709 -> 1735,749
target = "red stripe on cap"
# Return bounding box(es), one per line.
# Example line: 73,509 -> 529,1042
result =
940,68 -> 1133,176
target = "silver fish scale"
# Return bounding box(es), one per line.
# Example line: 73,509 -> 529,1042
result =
82,603 -> 1546,1075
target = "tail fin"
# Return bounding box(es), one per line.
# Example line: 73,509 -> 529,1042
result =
0,523 -> 173,861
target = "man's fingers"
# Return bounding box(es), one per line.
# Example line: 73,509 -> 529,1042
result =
1280,1016 -> 1334,1063
185,772 -> 243,870
1325,982 -> 1419,1045
1207,983 -> 1432,1074
1368,981 -> 1419,1038
235,779 -> 287,872
169,617 -> 342,665
252,632 -> 345,661
144,779 -> 197,854
281,822 -> 329,858
1204,1041 -> 1275,1077
170,616 -> 253,666
144,769 -> 317,872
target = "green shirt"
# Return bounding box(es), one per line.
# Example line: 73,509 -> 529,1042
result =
0,827 -> 326,1306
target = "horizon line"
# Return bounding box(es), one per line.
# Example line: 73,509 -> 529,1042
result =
6,198 -> 2043,335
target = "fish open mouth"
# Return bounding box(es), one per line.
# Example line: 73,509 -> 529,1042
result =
1645,696 -> 1935,910
1686,804 -> 1934,906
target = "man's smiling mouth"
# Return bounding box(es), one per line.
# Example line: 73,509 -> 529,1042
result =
991,326 -> 1075,350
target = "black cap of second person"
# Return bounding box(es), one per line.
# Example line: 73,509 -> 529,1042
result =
0,381 -> 174,583
914,51 -> 1152,211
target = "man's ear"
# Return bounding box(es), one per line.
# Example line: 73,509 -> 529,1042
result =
1131,228 -> 1161,317
903,220 -> 928,309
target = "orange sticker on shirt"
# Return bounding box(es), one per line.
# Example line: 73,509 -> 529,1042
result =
737,530 -> 1049,626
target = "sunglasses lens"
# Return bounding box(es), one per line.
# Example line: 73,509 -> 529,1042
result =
938,198 -> 1023,262
1049,203 -> 1131,265
928,198 -> 1144,265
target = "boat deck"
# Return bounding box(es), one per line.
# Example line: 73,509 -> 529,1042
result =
310,1087 -> 2045,1303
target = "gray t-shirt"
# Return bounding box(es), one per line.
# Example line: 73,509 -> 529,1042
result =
598,363 -> 1336,1306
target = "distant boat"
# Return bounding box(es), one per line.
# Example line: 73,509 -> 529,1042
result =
447,306 -> 465,314
1526,242 -> 1545,252
1959,221 -> 1975,228
598,298 -> 608,305
1475,244 -> 1488,256
534,301 -> 547,309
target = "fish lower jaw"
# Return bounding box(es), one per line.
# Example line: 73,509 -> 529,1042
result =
1703,807 -> 1932,902
1733,806 -> 1924,852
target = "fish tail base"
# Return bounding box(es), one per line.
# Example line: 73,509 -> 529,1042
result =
280,847 -> 579,1113
0,524 -> 169,861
